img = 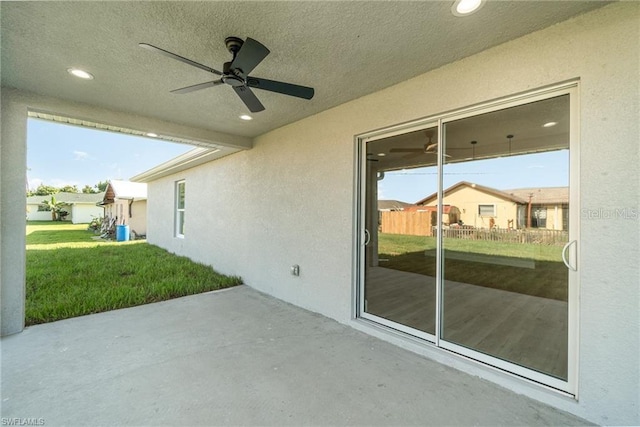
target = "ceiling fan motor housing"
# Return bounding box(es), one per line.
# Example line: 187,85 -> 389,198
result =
222,61 -> 245,86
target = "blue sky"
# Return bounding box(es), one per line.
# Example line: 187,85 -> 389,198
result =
378,150 -> 569,203
27,119 -> 193,190
28,118 -> 568,202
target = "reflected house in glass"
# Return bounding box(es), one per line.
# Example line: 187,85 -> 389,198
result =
415,181 -> 568,231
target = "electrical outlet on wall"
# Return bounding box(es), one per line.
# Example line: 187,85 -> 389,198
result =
291,265 -> 300,276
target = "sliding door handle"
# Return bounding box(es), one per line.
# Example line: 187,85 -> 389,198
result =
562,240 -> 577,271
363,229 -> 371,246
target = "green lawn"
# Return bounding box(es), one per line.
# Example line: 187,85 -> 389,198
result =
378,233 -> 567,301
26,222 -> 242,325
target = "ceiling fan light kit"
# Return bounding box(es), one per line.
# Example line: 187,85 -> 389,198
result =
140,37 -> 315,113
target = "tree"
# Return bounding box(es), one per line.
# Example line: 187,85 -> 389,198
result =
82,185 -> 98,194
30,184 -> 59,196
59,185 -> 79,193
95,180 -> 109,192
42,196 -> 66,221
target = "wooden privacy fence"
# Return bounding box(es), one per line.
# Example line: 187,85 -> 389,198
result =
438,227 -> 568,246
380,211 -> 568,245
380,210 -> 433,236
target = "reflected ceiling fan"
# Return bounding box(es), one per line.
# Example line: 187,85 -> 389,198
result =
389,131 -> 453,158
139,37 -> 315,113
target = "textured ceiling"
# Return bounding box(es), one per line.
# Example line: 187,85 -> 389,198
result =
1,1 -> 607,141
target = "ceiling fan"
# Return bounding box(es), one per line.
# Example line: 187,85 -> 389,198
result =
139,37 -> 315,113
389,132 -> 453,158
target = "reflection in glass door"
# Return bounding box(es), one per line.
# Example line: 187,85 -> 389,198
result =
363,126 -> 439,336
358,87 -> 577,391
440,95 -> 571,380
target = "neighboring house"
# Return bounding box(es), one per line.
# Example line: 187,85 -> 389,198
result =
99,180 -> 147,237
2,3 -> 639,426
415,181 -> 568,230
377,200 -> 411,211
506,187 -> 569,230
26,192 -> 105,224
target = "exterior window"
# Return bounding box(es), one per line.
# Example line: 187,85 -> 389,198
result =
175,180 -> 185,237
478,204 -> 496,217
531,205 -> 547,228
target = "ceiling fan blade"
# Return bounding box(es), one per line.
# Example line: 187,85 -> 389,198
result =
230,38 -> 270,77
139,43 -> 222,75
390,148 -> 423,153
247,77 -> 314,100
171,80 -> 223,94
233,86 -> 265,113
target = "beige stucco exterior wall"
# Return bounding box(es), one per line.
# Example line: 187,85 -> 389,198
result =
545,204 -> 565,231
103,199 -> 147,235
144,4 -> 638,424
70,204 -> 103,224
26,204 -> 53,221
129,200 -> 147,236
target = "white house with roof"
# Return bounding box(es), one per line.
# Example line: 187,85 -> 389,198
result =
98,180 -> 147,237
26,191 -> 105,224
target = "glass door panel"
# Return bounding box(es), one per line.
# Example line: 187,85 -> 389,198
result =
363,126 -> 438,335
440,95 -> 570,379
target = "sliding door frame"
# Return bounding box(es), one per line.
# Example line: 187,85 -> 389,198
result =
354,80 -> 580,395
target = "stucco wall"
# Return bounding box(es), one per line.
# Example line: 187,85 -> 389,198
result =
70,204 -> 103,224
146,4 -> 638,424
26,205 -> 52,221
0,90 -> 28,336
129,200 -> 147,236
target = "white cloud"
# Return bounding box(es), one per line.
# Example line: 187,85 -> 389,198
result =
73,150 -> 90,160
28,177 -> 43,190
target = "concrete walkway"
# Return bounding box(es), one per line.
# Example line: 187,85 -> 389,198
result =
1,286 -> 590,426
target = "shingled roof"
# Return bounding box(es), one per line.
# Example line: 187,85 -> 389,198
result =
504,187 -> 569,205
415,181 -> 526,206
378,200 -> 412,211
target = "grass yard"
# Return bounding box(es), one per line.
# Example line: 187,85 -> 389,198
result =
26,221 -> 242,325
378,233 -> 567,301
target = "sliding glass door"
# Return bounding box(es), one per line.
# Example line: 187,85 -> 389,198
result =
358,84 -> 578,392
362,125 -> 439,337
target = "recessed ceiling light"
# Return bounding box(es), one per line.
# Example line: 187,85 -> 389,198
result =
146,132 -> 158,138
451,0 -> 484,16
239,114 -> 253,121
543,121 -> 558,128
67,68 -> 94,80
377,153 -> 386,157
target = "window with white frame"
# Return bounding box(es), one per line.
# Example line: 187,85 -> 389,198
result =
478,204 -> 496,217
175,180 -> 185,237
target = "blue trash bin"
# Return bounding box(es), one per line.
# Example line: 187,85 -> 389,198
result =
116,224 -> 130,242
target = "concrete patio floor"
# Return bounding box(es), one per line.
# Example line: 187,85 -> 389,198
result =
1,285 -> 590,426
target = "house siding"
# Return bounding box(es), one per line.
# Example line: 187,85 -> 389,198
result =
424,186 -> 519,229
129,200 -> 147,236
26,205 -> 52,221
145,4 -> 639,425
70,204 -> 103,224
